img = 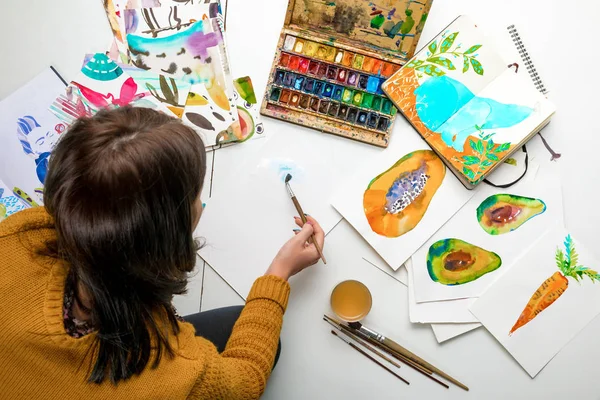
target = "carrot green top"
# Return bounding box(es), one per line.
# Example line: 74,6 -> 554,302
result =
556,235 -> 600,282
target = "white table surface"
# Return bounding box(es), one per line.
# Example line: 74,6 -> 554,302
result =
2,0 -> 599,399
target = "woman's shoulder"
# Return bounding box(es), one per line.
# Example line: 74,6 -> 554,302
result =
0,207 -> 54,239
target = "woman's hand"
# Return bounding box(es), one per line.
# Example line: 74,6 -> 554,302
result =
265,215 -> 326,281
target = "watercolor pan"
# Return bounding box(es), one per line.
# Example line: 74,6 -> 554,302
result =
279,89 -> 291,104
322,83 -> 334,98
347,107 -> 358,123
338,104 -> 348,119
299,94 -> 310,109
283,72 -> 295,87
298,58 -> 310,73
308,60 -> 320,75
341,52 -> 354,67
313,80 -> 325,96
275,70 -> 286,85
326,65 -> 338,80
357,75 -> 369,90
261,0 -> 435,146
371,96 -> 382,112
332,86 -> 343,101
356,110 -> 368,126
289,56 -> 300,71
309,97 -> 320,112
294,39 -> 305,53
289,92 -> 301,107
280,53 -> 291,67
317,63 -> 327,78
294,76 -> 305,91
304,41 -> 318,57
328,102 -> 340,117
303,78 -> 315,93
367,113 -> 379,129
270,87 -> 281,102
318,100 -> 330,114
342,88 -> 353,103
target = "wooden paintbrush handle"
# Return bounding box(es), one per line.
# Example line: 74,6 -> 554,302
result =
291,196 -> 327,264
381,338 -> 469,391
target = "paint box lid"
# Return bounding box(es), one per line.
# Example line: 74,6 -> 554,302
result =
284,0 -> 433,62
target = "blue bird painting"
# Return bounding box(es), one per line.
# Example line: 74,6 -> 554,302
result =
414,76 -> 533,152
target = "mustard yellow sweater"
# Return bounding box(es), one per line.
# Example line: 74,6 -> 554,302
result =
0,208 -> 290,399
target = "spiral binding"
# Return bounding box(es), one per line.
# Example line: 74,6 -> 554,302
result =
507,25 -> 548,94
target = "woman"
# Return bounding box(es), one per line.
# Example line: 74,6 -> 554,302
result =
0,107 -> 325,399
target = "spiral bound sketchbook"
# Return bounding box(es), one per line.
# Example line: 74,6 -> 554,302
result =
382,16 -> 556,188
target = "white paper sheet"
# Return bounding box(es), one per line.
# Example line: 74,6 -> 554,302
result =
406,260 -> 478,324
197,131 -> 343,297
431,323 -> 481,343
470,227 -> 600,377
331,131 -> 474,271
412,174 -> 563,303
0,68 -> 67,205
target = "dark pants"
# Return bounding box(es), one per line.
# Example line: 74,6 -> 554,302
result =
184,306 -> 281,368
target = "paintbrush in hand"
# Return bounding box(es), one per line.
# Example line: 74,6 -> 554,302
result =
285,173 -> 326,264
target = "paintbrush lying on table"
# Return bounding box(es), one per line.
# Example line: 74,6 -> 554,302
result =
285,173 -> 326,264
324,315 -> 468,391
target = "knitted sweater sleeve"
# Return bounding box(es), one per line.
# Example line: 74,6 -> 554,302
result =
189,275 -> 290,399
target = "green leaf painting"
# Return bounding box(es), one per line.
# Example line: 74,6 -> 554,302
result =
464,44 -> 482,55
454,126 -> 512,183
428,41 -> 437,54
415,64 -> 445,77
409,31 -> 485,78
428,56 -> 456,70
470,58 -> 484,75
440,32 -> 459,53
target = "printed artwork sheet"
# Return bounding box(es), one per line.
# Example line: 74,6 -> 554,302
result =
197,131 -> 343,297
471,228 -> 600,377
0,68 -> 67,205
331,131 -> 473,271
411,174 -> 563,303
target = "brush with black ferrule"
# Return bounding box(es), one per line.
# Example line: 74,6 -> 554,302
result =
285,173 -> 327,264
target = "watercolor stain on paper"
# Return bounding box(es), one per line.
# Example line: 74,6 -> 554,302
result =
477,194 -> 546,235
427,238 -> 502,285
257,158 -> 306,184
363,150 -> 445,238
509,235 -> 600,336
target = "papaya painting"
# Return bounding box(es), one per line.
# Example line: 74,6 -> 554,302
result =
477,194 -> 546,235
509,235 -> 600,335
427,239 -> 501,285
363,150 -> 445,238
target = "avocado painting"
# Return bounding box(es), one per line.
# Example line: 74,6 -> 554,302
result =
427,239 -> 502,285
363,150 -> 445,238
410,176 -> 564,304
477,194 -> 546,235
470,228 -> 600,378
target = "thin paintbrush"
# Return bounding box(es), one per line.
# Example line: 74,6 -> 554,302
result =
323,318 -> 401,368
348,319 -> 468,391
330,331 -> 410,385
324,315 -> 452,389
284,173 -> 326,264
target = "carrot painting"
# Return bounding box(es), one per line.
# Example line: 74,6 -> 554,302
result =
509,235 -> 600,335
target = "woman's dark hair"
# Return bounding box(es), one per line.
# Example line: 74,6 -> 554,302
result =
43,106 -> 206,384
